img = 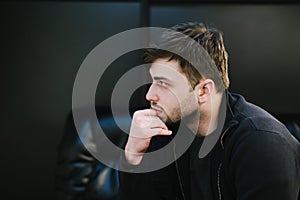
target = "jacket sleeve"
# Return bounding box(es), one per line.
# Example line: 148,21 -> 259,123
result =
228,130 -> 300,200
118,156 -> 177,200
118,161 -> 152,200
118,141 -> 157,200
118,135 -> 177,200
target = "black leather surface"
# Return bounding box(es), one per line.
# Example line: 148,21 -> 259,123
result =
55,107 -> 128,200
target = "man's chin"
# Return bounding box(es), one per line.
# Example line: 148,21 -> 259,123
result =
165,119 -> 181,133
157,113 -> 181,128
157,115 -> 167,123
164,116 -> 180,125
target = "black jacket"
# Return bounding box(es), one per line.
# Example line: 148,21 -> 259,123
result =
119,91 -> 300,200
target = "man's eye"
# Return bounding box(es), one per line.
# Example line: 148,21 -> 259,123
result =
158,81 -> 166,86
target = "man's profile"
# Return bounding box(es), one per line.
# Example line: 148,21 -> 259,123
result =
119,22 -> 300,200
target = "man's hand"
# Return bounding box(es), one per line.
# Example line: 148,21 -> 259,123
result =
125,109 -> 172,165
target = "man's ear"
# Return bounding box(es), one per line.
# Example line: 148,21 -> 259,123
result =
194,79 -> 214,103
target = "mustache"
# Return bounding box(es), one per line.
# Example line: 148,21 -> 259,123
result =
150,103 -> 164,111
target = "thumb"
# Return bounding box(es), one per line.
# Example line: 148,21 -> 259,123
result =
159,129 -> 172,136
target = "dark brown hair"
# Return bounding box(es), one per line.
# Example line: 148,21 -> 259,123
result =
144,22 -> 229,90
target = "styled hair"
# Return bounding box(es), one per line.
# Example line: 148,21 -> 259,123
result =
143,22 -> 229,90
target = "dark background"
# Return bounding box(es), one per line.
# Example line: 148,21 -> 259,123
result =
0,1 -> 299,199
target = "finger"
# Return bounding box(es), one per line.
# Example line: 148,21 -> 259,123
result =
150,128 -> 172,137
131,128 -> 172,139
135,128 -> 171,138
142,109 -> 157,116
136,115 -> 167,130
133,115 -> 167,129
132,109 -> 157,125
134,109 -> 157,116
147,116 -> 168,129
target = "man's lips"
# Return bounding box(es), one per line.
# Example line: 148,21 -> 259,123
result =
151,107 -> 162,115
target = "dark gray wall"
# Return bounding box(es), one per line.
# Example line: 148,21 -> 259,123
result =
150,4 -> 300,113
1,2 -> 300,200
0,2 -> 139,199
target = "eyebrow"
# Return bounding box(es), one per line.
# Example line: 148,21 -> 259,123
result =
153,76 -> 172,82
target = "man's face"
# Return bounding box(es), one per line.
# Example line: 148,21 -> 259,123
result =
146,58 -> 199,124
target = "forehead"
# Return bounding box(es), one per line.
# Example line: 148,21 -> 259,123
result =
149,58 -> 194,92
149,58 -> 183,76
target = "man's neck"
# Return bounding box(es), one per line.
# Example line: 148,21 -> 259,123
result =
197,92 -> 223,136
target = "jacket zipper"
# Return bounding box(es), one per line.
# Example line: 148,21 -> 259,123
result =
220,121 -> 238,149
218,123 -> 237,200
217,162 -> 223,200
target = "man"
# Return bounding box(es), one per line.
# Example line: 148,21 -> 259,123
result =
119,22 -> 300,200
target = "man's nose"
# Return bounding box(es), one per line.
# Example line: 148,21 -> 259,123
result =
146,84 -> 159,102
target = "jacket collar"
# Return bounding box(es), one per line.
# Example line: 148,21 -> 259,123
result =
220,90 -> 240,148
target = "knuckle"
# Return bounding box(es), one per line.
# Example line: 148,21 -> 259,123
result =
134,115 -> 144,123
133,115 -> 147,126
133,110 -> 142,117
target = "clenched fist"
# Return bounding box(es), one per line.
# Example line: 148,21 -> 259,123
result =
125,109 -> 172,165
